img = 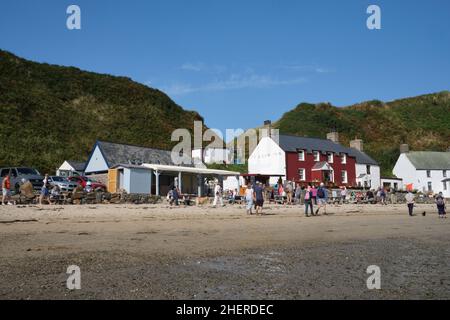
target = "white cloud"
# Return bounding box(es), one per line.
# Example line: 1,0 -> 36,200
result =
180,63 -> 204,72
281,64 -> 335,74
161,74 -> 307,95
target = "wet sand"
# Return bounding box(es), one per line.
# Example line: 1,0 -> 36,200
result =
0,203 -> 448,299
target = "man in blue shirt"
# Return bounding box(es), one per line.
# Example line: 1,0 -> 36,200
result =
315,182 -> 328,215
254,182 -> 265,215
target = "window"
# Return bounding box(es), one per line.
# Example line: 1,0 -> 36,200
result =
394,183 -> 398,190
426,170 -> 431,178
341,154 -> 347,164
444,170 -> 447,178
0,169 -> 10,177
17,168 -> 40,175
444,182 -> 447,191
427,182 -> 432,192
313,151 -> 320,162
341,170 -> 348,184
298,168 -> 306,181
327,152 -> 334,163
366,165 -> 371,175
298,150 -> 305,161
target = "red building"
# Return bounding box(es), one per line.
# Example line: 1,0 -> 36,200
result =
248,132 -> 376,187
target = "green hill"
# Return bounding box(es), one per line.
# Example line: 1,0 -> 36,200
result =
274,92 -> 450,176
0,50 -> 204,173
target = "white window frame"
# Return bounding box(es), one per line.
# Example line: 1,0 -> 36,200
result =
327,152 -> 334,163
313,151 -> 320,162
298,168 -> 306,181
298,150 -> 305,161
426,170 -> 431,178
443,182 -> 447,191
427,181 -> 432,192
341,170 -> 348,184
443,170 -> 447,178
341,154 -> 347,164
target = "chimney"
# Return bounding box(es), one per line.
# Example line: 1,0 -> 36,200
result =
350,138 -> 364,152
400,144 -> 409,154
327,130 -> 339,143
262,120 -> 272,138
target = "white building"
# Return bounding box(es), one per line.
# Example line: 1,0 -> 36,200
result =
393,150 -> 450,197
56,160 -> 86,177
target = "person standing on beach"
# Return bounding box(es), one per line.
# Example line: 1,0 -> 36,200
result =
315,183 -> 328,215
304,185 -> 314,217
311,184 -> 317,205
254,182 -> 265,215
213,181 -> 224,207
340,186 -> 347,204
285,181 -> 293,205
294,183 -> 301,204
39,174 -> 50,205
2,173 -> 12,205
245,184 -> 254,215
435,192 -> 447,219
405,191 -> 415,216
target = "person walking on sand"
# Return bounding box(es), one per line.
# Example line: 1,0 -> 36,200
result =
405,191 -> 415,216
2,173 -> 12,205
311,184 -> 317,205
435,192 -> 447,219
254,182 -> 265,215
340,186 -> 347,204
39,174 -> 50,205
245,183 -> 254,215
213,181 -> 224,207
304,185 -> 314,217
315,183 -> 328,215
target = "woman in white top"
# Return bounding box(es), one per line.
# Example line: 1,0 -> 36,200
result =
245,184 -> 254,215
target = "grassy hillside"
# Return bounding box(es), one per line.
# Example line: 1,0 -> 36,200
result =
274,92 -> 450,176
0,50 -> 204,173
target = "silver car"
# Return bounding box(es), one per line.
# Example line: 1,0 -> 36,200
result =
0,167 -> 44,192
48,176 -> 78,192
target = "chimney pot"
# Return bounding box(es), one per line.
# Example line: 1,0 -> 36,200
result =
350,139 -> 364,152
400,144 -> 409,154
327,131 -> 339,143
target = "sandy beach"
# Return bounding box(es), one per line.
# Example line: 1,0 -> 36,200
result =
0,202 -> 448,299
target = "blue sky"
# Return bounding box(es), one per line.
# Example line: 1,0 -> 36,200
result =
1,0 -> 450,138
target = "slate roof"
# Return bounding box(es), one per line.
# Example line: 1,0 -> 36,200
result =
277,134 -> 378,165
67,161 -> 86,172
405,151 -> 450,170
96,141 -> 190,168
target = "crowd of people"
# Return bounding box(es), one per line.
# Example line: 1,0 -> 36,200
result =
224,180 -> 447,219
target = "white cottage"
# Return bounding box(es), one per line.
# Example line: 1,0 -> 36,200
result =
393,148 -> 450,197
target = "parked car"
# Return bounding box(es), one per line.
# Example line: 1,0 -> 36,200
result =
48,176 -> 78,192
0,167 -> 44,193
67,176 -> 107,191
